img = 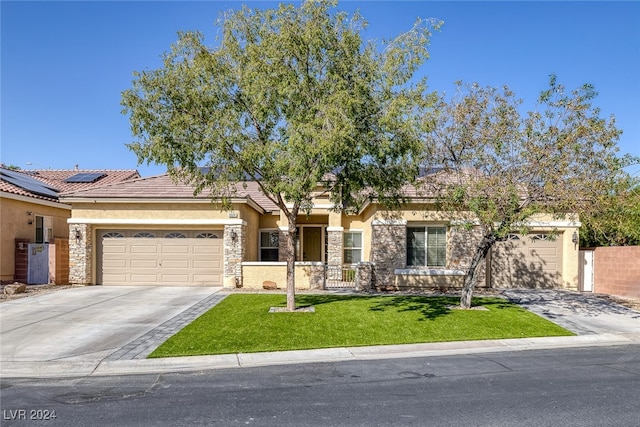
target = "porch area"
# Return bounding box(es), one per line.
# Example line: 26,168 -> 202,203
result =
240,262 -> 372,291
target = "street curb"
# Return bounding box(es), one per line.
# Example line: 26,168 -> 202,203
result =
2,333 -> 637,379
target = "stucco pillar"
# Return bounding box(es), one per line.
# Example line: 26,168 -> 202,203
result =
224,223 -> 246,288
68,223 -> 92,285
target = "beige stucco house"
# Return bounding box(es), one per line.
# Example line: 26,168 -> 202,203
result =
60,173 -> 581,291
0,167 -> 139,284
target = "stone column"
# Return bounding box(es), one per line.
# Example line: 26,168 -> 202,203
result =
371,220 -> 406,290
356,262 -> 373,292
68,223 -> 92,285
277,227 -> 291,262
449,225 -> 485,287
326,227 -> 343,266
224,223 -> 246,288
326,227 -> 343,282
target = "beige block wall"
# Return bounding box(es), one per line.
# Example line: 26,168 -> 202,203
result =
241,263 -> 323,289
71,202 -> 235,220
1,197 -> 70,282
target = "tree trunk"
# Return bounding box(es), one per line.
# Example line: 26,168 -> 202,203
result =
460,233 -> 496,309
286,217 -> 298,311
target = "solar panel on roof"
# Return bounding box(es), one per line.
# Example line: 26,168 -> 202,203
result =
0,168 -> 59,198
64,173 -> 106,183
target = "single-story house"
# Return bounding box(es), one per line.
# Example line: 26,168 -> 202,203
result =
0,167 -> 140,284
59,173 -> 581,291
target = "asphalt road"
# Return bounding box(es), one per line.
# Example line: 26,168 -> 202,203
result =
2,344 -> 639,427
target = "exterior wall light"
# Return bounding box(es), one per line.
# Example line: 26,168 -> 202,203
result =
572,231 -> 578,244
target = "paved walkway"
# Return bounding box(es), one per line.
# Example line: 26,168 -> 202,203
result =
106,293 -> 228,361
2,287 -> 640,379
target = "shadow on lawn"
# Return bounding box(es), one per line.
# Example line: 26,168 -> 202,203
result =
369,296 -> 454,321
367,296 -> 516,321
292,295 -> 515,321
294,294 -> 366,308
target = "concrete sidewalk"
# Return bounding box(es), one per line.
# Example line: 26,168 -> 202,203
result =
2,288 -> 640,379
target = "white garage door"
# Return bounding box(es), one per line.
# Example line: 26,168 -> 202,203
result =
99,230 -> 223,286
490,233 -> 562,289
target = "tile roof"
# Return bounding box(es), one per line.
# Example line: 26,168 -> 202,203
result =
24,169 -> 140,192
0,168 -> 140,203
60,174 -> 280,212
0,175 -> 58,202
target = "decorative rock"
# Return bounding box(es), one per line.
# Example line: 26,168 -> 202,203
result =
263,280 -> 277,290
4,283 -> 27,295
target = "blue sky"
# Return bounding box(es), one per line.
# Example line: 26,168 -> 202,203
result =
2,1 -> 639,177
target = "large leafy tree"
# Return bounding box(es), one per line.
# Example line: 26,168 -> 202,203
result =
579,174 -> 640,247
121,0 -> 441,310
421,76 -> 629,308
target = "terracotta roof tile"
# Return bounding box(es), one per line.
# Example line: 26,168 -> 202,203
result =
60,174 -> 280,212
1,168 -> 140,203
0,177 -> 58,202
24,169 -> 140,192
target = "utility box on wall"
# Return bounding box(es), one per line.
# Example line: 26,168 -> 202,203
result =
27,243 -> 49,285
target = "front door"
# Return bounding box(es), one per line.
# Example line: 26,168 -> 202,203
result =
302,227 -> 322,261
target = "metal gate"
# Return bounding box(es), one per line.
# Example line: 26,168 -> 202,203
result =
28,243 -> 49,285
325,265 -> 357,289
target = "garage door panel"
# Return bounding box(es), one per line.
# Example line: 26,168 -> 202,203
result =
103,273 -> 127,283
161,274 -> 191,283
100,230 -> 223,286
531,248 -> 558,256
193,245 -> 221,255
130,273 -> 159,282
130,259 -> 159,268
162,260 -> 190,268
130,245 -> 159,254
103,245 -> 127,254
491,233 -> 562,289
103,259 -> 127,268
162,245 -> 190,254
193,260 -> 220,269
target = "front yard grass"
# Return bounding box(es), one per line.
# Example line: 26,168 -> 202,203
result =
149,294 -> 574,358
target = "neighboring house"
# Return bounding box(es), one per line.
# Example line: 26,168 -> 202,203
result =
59,173 -> 581,291
0,167 -> 140,284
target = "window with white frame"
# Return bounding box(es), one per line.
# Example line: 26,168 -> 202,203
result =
260,230 -> 279,261
406,226 -> 447,267
343,231 -> 362,264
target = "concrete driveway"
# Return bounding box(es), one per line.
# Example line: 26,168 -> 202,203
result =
1,286 -> 221,364
502,289 -> 640,336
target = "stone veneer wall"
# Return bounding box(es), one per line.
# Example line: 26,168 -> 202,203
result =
278,228 -> 292,262
356,262 -> 373,291
224,223 -> 246,287
326,229 -> 343,266
370,223 -> 406,289
68,223 -> 92,285
448,226 -> 486,287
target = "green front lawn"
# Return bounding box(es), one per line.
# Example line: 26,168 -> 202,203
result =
149,294 -> 573,358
